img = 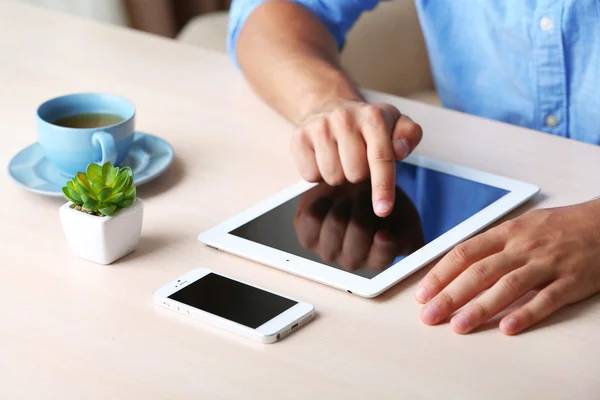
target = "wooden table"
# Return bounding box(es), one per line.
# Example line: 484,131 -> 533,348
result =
1,2 -> 599,399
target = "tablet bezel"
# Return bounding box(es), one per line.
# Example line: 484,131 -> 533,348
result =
198,154 -> 539,298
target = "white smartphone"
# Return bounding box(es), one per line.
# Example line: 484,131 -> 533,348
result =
153,268 -> 315,344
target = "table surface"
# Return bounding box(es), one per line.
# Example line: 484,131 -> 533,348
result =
2,2 -> 600,399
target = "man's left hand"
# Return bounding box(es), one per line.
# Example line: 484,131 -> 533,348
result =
415,199 -> 600,335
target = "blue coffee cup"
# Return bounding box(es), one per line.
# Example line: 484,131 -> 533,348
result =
36,93 -> 135,176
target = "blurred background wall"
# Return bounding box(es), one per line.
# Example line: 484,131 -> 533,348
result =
13,0 -> 231,37
11,0 -> 436,101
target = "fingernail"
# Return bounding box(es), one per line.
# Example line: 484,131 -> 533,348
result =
501,317 -> 518,333
394,138 -> 410,159
415,287 -> 429,303
422,304 -> 439,324
375,201 -> 391,215
452,314 -> 470,332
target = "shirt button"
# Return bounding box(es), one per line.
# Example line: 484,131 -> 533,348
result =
545,114 -> 559,127
540,16 -> 554,31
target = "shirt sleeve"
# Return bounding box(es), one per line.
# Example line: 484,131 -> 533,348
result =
227,0 -> 381,67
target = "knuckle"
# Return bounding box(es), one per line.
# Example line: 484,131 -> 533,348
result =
549,227 -> 567,244
563,263 -> 585,283
370,147 -> 395,164
438,291 -> 455,310
331,108 -> 353,129
299,168 -> 320,182
372,180 -> 395,192
469,261 -> 490,282
346,166 -> 369,184
326,174 -> 345,186
470,301 -> 490,320
322,169 -> 345,186
427,271 -> 442,288
423,271 -> 443,293
503,218 -> 525,235
449,243 -> 471,265
310,119 -> 331,141
539,288 -> 561,309
541,250 -> 562,267
362,105 -> 386,126
517,239 -> 543,253
500,272 -> 524,296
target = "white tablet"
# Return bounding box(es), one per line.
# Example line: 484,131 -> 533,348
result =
198,155 -> 539,298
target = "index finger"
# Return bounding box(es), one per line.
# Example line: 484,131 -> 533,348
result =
360,107 -> 396,217
415,228 -> 507,304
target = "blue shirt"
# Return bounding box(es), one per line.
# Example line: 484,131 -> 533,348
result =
228,0 -> 600,145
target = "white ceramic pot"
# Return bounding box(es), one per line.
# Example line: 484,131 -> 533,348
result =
59,198 -> 144,265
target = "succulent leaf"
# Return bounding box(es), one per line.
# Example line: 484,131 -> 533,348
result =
124,186 -> 136,200
107,192 -> 124,203
92,175 -> 105,185
86,163 -> 102,181
62,187 -> 82,204
76,172 -> 92,192
124,176 -> 133,191
75,183 -> 91,197
116,198 -> 134,208
62,162 -> 137,216
91,182 -> 104,195
98,205 -> 117,216
106,164 -> 118,185
98,188 -> 113,202
114,174 -> 129,192
101,162 -> 112,180
119,167 -> 133,179
82,199 -> 99,211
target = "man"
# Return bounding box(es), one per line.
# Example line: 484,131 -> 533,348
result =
227,0 -> 600,335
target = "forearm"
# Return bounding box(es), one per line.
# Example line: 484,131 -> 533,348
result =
235,1 -> 362,124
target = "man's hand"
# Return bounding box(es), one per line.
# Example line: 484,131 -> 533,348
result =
415,199 -> 600,335
235,2 -> 422,217
291,100 -> 423,218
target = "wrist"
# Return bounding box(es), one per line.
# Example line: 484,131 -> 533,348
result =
296,69 -> 364,124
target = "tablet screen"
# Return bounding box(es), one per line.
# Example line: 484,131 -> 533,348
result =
230,162 -> 509,279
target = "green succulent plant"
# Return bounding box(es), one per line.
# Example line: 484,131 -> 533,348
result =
62,162 -> 136,216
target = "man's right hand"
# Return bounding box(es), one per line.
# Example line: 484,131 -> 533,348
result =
235,2 -> 422,217
291,100 -> 423,218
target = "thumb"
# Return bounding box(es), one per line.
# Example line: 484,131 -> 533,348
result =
391,114 -> 423,160
374,104 -> 423,160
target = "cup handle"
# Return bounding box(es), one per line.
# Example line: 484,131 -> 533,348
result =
92,131 -> 117,166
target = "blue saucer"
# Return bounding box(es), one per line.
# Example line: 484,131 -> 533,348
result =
8,132 -> 174,197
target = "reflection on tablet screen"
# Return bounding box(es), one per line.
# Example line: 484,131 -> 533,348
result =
230,162 -> 510,279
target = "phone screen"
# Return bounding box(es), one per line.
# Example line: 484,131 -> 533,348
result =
168,273 -> 298,329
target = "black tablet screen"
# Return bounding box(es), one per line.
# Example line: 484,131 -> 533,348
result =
230,162 -> 509,279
